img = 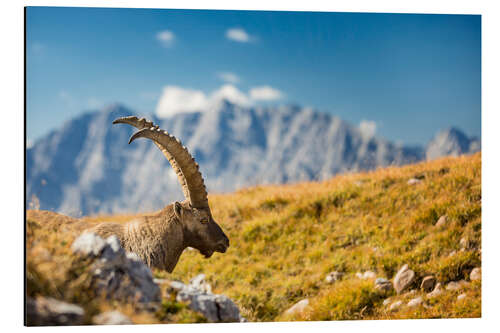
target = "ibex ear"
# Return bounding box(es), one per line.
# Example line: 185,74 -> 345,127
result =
174,202 -> 182,220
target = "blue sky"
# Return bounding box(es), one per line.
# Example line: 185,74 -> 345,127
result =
26,7 -> 481,145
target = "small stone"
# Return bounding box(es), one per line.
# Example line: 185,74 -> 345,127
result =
356,272 -> 363,278
393,264 -> 416,294
407,297 -> 423,308
383,298 -> 392,306
446,280 -> 468,291
457,293 -> 466,301
325,271 -> 343,283
448,250 -> 457,257
363,271 -> 377,279
389,300 -> 403,311
92,311 -> 132,325
470,267 -> 481,281
375,278 -> 393,292
427,283 -> 443,298
460,237 -> 469,250
420,276 -> 437,292
284,299 -> 309,316
435,215 -> 448,227
407,178 -> 421,185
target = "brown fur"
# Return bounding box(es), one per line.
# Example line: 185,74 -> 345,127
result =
89,201 -> 229,273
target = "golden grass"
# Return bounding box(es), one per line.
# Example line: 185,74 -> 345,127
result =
26,153 -> 481,323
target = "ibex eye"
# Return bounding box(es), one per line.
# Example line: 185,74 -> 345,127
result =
200,218 -> 209,224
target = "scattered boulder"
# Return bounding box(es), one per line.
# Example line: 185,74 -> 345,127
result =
420,276 -> 437,292
435,215 -> 448,228
446,280 -> 469,291
393,264 -> 416,294
325,271 -> 344,283
26,297 -> 84,326
92,311 -> 132,325
407,178 -> 421,185
170,279 -> 243,322
427,283 -> 443,298
71,233 -> 161,307
407,297 -> 423,308
470,267 -> 481,281
374,278 -> 393,292
389,300 -> 403,312
457,294 -> 467,301
284,299 -> 309,316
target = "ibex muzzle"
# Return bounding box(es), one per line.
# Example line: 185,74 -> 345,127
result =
90,116 -> 229,272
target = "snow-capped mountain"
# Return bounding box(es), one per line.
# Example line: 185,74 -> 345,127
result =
426,127 -> 481,160
26,102 -> 479,216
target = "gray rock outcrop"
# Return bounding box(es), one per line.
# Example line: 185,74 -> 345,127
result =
71,233 -> 161,306
169,274 -> 243,323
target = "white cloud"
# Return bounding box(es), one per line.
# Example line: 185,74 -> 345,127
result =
217,72 -> 240,84
156,30 -> 175,47
359,120 -> 377,138
155,86 -> 209,118
155,84 -> 284,118
212,84 -> 251,107
249,86 -> 284,101
226,28 -> 251,43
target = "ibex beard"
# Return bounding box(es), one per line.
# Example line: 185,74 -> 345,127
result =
88,116 -> 229,273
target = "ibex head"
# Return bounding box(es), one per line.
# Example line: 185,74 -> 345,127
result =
113,116 -> 229,259
173,201 -> 229,258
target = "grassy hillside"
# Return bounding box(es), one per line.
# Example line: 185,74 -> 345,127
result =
26,153 -> 481,323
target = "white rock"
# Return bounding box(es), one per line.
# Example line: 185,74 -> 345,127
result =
435,215 -> 448,227
389,300 -> 403,311
470,267 -> 481,281
407,297 -> 423,308
383,298 -> 392,306
427,283 -> 443,298
284,299 -> 309,316
93,311 -> 132,325
407,178 -> 422,185
446,280 -> 468,291
457,293 -> 466,301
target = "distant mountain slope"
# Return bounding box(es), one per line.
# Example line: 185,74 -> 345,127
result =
26,102 -> 479,216
426,127 -> 481,160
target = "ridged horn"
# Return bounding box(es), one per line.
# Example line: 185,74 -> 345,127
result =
113,116 -> 208,208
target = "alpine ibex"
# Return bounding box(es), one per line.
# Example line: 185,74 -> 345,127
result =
89,116 -> 229,272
